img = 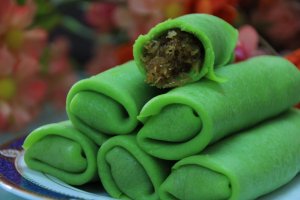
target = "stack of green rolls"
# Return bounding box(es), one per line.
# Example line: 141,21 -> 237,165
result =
137,56 -> 300,160
159,109 -> 300,200
22,13 -> 300,200
23,60 -> 162,187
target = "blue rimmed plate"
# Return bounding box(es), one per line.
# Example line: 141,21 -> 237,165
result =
0,137 -> 300,200
0,136 -> 114,200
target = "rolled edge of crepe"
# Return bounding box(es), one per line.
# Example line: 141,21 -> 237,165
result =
23,121 -> 98,185
98,135 -> 171,200
66,61 -> 160,145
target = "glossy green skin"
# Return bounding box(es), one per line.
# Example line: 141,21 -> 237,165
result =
98,135 -> 171,200
137,56 -> 300,160
160,109 -> 300,200
23,121 -> 98,185
133,14 -> 238,85
66,61 -> 160,145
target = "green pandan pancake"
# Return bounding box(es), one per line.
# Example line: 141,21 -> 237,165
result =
133,14 -> 238,88
98,135 -> 171,200
23,121 -> 98,185
66,61 -> 160,145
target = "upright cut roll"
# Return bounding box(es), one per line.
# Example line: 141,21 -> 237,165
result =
23,121 -> 98,185
98,135 -> 171,200
137,56 -> 300,160
133,14 -> 238,88
66,61 -> 160,145
159,109 -> 300,200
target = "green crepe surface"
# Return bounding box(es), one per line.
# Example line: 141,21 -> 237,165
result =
23,121 -> 98,185
66,61 -> 160,145
137,56 -> 300,160
98,135 -> 171,200
133,13 -> 238,85
160,109 -> 300,200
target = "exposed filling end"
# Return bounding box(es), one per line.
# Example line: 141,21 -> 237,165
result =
141,29 -> 204,88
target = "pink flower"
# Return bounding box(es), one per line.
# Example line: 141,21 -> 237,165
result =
0,0 -> 35,34
127,0 -> 167,15
0,47 -> 47,131
22,28 -> 48,59
86,42 -> 134,75
0,1 -> 76,131
85,2 -> 117,33
113,5 -> 164,41
43,37 -> 76,109
126,0 -> 190,18
235,25 -> 266,62
113,0 -> 191,41
0,0 -> 47,57
87,0 -> 194,42
86,44 -> 119,75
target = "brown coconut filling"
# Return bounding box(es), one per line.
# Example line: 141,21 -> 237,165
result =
141,29 -> 204,88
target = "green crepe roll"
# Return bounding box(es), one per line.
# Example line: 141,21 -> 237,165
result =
137,56 -> 300,160
133,14 -> 238,88
66,61 -> 160,146
98,135 -> 171,200
23,121 -> 98,185
159,109 -> 300,200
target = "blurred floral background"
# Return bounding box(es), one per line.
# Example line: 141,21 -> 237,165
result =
0,0 -> 300,132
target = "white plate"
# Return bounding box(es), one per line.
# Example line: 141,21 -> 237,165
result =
0,137 -> 300,200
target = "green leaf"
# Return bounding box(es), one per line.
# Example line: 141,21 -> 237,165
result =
16,0 -> 26,5
40,47 -> 51,74
62,16 -> 96,39
33,14 -> 62,31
